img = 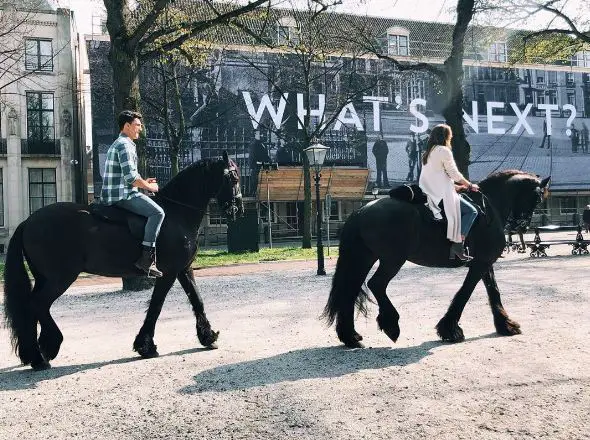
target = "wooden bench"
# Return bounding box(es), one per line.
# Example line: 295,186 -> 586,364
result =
525,225 -> 590,258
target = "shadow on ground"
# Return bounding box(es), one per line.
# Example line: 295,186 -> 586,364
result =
181,334 -> 496,393
0,347 -> 207,392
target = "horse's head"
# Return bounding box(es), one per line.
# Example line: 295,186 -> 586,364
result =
481,170 -> 550,232
216,151 -> 244,221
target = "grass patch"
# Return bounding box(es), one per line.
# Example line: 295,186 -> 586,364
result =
0,247 -> 338,278
194,246 -> 339,268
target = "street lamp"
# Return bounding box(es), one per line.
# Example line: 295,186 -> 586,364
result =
304,142 -> 330,276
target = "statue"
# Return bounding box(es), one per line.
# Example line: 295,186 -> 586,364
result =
62,109 -> 72,137
8,107 -> 18,136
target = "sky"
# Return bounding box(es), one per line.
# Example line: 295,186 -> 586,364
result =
60,0 -> 582,36
62,0 -> 458,35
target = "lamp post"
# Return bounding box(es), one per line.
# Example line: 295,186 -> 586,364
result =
304,142 -> 330,276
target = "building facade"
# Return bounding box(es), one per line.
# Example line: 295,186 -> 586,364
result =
86,6 -> 590,246
0,3 -> 89,250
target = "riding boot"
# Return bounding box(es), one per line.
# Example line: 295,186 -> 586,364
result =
449,241 -> 473,262
135,245 -> 163,278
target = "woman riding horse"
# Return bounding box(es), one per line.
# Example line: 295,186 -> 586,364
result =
323,168 -> 550,348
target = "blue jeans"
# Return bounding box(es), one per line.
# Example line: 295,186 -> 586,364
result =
116,193 -> 165,247
460,197 -> 478,238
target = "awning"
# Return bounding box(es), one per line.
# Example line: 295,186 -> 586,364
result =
256,166 -> 370,201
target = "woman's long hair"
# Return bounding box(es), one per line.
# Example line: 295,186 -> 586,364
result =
422,124 -> 452,165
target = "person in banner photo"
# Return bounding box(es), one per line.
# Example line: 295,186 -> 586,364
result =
405,133 -> 418,181
248,129 -> 271,195
372,134 -> 389,188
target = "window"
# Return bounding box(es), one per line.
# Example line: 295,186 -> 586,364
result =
387,34 -> 409,56
547,71 -> 557,85
536,73 -> 545,83
566,72 -> 575,86
25,39 -> 53,71
277,17 -> 299,46
0,168 -> 3,226
29,168 -> 56,214
557,197 -> 576,215
572,51 -> 590,67
567,92 -> 576,106
328,200 -> 340,221
488,42 -> 507,63
26,92 -> 56,154
547,91 -> 557,105
536,93 -> 545,106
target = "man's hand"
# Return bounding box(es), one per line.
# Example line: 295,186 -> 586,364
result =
147,181 -> 159,193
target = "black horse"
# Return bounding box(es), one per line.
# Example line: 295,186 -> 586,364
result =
4,152 -> 243,370
323,170 -> 550,348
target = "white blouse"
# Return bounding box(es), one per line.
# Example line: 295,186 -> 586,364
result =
418,145 -> 465,243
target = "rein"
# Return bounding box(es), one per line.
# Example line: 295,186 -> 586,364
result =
156,194 -> 201,211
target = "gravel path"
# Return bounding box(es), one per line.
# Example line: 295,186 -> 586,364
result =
1,249 -> 589,439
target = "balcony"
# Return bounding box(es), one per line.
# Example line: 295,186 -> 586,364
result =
22,139 -> 60,155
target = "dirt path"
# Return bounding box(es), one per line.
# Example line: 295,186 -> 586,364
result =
0,252 -> 588,439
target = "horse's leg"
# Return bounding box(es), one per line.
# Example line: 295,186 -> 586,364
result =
133,273 -> 176,358
35,277 -> 76,363
481,266 -> 521,336
30,275 -> 77,369
436,263 -> 487,343
367,259 -> 405,343
177,267 -> 219,348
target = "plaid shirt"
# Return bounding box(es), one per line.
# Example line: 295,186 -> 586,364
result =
100,134 -> 141,204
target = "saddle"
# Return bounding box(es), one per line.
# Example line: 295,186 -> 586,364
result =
87,203 -> 147,241
388,184 -> 487,226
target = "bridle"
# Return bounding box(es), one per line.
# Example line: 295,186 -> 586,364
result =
155,162 -> 242,217
505,184 -> 545,231
219,163 -> 242,218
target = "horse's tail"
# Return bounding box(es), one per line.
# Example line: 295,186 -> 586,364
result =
3,222 -> 35,364
322,210 -> 374,326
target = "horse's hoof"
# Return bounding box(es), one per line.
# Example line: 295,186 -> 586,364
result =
31,360 -> 51,371
496,318 -> 522,336
436,319 -> 465,343
198,329 -> 219,347
353,331 -> 363,342
133,334 -> 159,358
206,343 -> 218,350
140,348 -> 159,359
380,326 -> 400,343
343,339 -> 365,349
376,314 -> 400,343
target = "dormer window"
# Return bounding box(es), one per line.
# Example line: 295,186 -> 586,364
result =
572,51 -> 590,68
277,17 -> 299,46
386,27 -> 410,56
488,42 -> 507,63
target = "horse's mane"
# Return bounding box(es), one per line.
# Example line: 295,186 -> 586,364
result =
159,158 -> 222,197
479,169 -> 539,189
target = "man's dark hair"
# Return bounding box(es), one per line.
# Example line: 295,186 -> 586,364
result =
118,110 -> 142,131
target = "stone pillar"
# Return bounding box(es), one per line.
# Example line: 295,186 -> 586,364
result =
6,113 -> 23,236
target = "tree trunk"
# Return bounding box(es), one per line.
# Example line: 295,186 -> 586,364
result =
302,157 -> 312,249
441,0 -> 475,177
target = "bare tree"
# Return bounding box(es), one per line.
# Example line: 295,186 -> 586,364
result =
102,0 -> 270,173
236,0 -> 383,248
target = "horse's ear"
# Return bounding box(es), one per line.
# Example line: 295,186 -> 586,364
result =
222,151 -> 230,167
540,176 -> 550,188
